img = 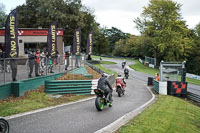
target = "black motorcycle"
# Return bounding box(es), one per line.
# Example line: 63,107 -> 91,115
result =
125,73 -> 129,79
0,117 -> 9,133
94,88 -> 112,111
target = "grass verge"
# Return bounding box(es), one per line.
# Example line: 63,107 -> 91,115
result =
117,95 -> 200,133
99,60 -> 117,65
0,87 -> 92,117
93,60 -> 118,77
95,64 -> 117,77
0,66 -> 100,117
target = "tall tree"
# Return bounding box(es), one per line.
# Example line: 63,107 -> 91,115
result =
186,23 -> 200,74
104,27 -> 129,54
134,0 -> 193,62
16,0 -> 100,52
0,3 -> 7,28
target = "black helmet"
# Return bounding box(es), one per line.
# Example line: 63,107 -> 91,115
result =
118,73 -> 121,77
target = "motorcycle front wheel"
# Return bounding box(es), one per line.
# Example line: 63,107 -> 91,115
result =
95,96 -> 104,111
0,118 -> 9,133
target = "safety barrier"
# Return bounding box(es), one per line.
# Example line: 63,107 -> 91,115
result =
0,72 -> 66,100
187,92 -> 200,103
84,61 -> 105,74
69,66 -> 93,78
45,79 -> 98,95
44,74 -> 115,95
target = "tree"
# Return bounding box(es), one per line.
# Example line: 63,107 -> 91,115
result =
134,0 -> 193,63
16,0 -> 100,52
186,23 -> 200,74
104,27 -> 129,54
0,3 -> 7,28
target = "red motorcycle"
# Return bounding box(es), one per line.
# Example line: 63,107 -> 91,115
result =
115,78 -> 126,97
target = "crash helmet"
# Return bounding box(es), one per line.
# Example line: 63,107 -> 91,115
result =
118,73 -> 122,77
102,73 -> 108,78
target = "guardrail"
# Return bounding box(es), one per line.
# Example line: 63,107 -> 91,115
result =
187,92 -> 200,103
84,61 -> 105,74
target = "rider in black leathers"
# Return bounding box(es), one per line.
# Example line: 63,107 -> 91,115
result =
97,73 -> 113,103
124,67 -> 129,75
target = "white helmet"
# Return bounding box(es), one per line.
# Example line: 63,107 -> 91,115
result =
102,73 -> 108,78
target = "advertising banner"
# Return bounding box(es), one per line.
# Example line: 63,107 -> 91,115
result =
86,32 -> 93,55
5,9 -> 18,58
73,27 -> 81,55
47,21 -> 57,57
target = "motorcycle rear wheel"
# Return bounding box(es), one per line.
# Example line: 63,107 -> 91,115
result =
0,118 -> 9,133
117,87 -> 122,97
95,97 -> 104,111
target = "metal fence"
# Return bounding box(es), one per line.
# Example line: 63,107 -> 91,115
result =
84,61 -> 105,74
187,92 -> 200,103
0,54 -> 87,84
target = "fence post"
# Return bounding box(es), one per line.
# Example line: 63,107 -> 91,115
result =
3,58 -> 6,84
45,57 -> 48,75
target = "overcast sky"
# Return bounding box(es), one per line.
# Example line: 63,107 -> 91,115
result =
1,0 -> 200,35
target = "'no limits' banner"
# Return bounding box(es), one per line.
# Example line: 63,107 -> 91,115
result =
73,27 -> 81,55
86,32 -> 93,55
5,9 -> 19,58
47,21 -> 57,57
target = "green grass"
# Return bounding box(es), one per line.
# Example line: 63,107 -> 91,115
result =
0,88 -> 91,117
118,95 -> 200,133
99,60 -> 117,65
186,77 -> 200,86
129,60 -> 159,75
95,64 -> 117,77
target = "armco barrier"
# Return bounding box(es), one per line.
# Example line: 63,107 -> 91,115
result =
187,92 -> 200,103
0,72 -> 66,100
84,61 -> 105,74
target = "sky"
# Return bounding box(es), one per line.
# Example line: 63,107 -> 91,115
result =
1,0 -> 200,35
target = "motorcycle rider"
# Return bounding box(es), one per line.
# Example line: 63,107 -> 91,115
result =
97,73 -> 113,103
124,66 -> 129,76
122,59 -> 126,69
116,73 -> 126,89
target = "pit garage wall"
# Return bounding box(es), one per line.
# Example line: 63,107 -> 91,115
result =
0,36 -> 63,56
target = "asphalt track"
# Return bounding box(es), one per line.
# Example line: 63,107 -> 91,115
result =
102,58 -> 200,95
7,59 -> 153,133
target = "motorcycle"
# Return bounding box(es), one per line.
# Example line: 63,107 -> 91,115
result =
125,73 -> 129,79
116,82 -> 126,97
122,63 -> 125,69
0,117 -> 9,133
94,88 -> 112,111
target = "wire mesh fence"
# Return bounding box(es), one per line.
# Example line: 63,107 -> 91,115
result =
0,54 -> 87,84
